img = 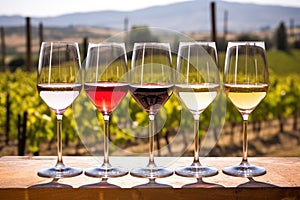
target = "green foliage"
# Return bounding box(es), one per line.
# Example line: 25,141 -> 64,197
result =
267,49 -> 300,76
293,40 -> 300,49
236,33 -> 261,41
128,26 -> 159,49
0,69 -> 78,153
8,56 -> 25,72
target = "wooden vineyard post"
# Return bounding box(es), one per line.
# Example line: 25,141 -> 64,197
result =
39,22 -> 43,47
210,2 -> 217,43
17,112 -> 27,156
25,17 -> 32,71
5,94 -> 10,145
1,27 -> 6,70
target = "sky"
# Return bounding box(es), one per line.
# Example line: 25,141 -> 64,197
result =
0,0 -> 300,17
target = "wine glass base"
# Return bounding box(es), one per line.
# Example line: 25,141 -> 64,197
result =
85,166 -> 128,178
175,163 -> 218,178
38,165 -> 82,179
222,162 -> 266,177
130,166 -> 173,179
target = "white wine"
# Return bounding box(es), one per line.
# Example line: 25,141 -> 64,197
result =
175,83 -> 219,115
224,83 -> 268,114
38,83 -> 81,114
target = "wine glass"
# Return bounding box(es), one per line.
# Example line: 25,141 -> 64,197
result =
84,43 -> 128,178
222,41 -> 268,177
37,41 -> 82,178
175,42 -> 219,178
129,43 -> 174,179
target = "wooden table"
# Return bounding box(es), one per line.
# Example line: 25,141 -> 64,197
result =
0,156 -> 299,199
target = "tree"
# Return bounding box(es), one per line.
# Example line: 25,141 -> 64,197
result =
293,40 -> 300,49
128,26 -> 159,49
276,22 -> 288,51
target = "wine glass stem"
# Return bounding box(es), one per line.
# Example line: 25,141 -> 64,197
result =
242,117 -> 249,162
103,115 -> 110,165
193,115 -> 200,163
56,114 -> 64,165
148,114 -> 155,166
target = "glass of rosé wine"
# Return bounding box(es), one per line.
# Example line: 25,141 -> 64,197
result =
84,43 -> 129,178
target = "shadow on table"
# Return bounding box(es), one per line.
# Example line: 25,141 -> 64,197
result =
133,179 -> 173,188
79,178 -> 120,188
182,178 -> 224,188
238,177 -> 278,187
28,178 -> 73,188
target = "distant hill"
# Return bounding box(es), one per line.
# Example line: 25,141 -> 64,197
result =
0,0 -> 300,32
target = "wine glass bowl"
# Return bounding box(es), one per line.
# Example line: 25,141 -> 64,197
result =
84,42 -> 129,178
174,42 -> 220,178
129,42 -> 174,179
222,41 -> 268,177
37,41 -> 82,178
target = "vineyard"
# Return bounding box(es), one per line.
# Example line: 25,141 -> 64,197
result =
0,49 -> 300,157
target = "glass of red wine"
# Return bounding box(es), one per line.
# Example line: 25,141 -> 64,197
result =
129,42 -> 174,179
175,42 -> 220,178
84,42 -> 129,178
37,41 -> 82,178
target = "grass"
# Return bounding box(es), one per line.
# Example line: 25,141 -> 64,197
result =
217,48 -> 300,77
267,49 -> 300,76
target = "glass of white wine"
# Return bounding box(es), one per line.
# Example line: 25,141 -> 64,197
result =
175,42 -> 220,178
37,41 -> 82,178
222,41 -> 269,177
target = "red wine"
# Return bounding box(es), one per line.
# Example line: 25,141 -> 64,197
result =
85,82 -> 128,115
129,84 -> 173,115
